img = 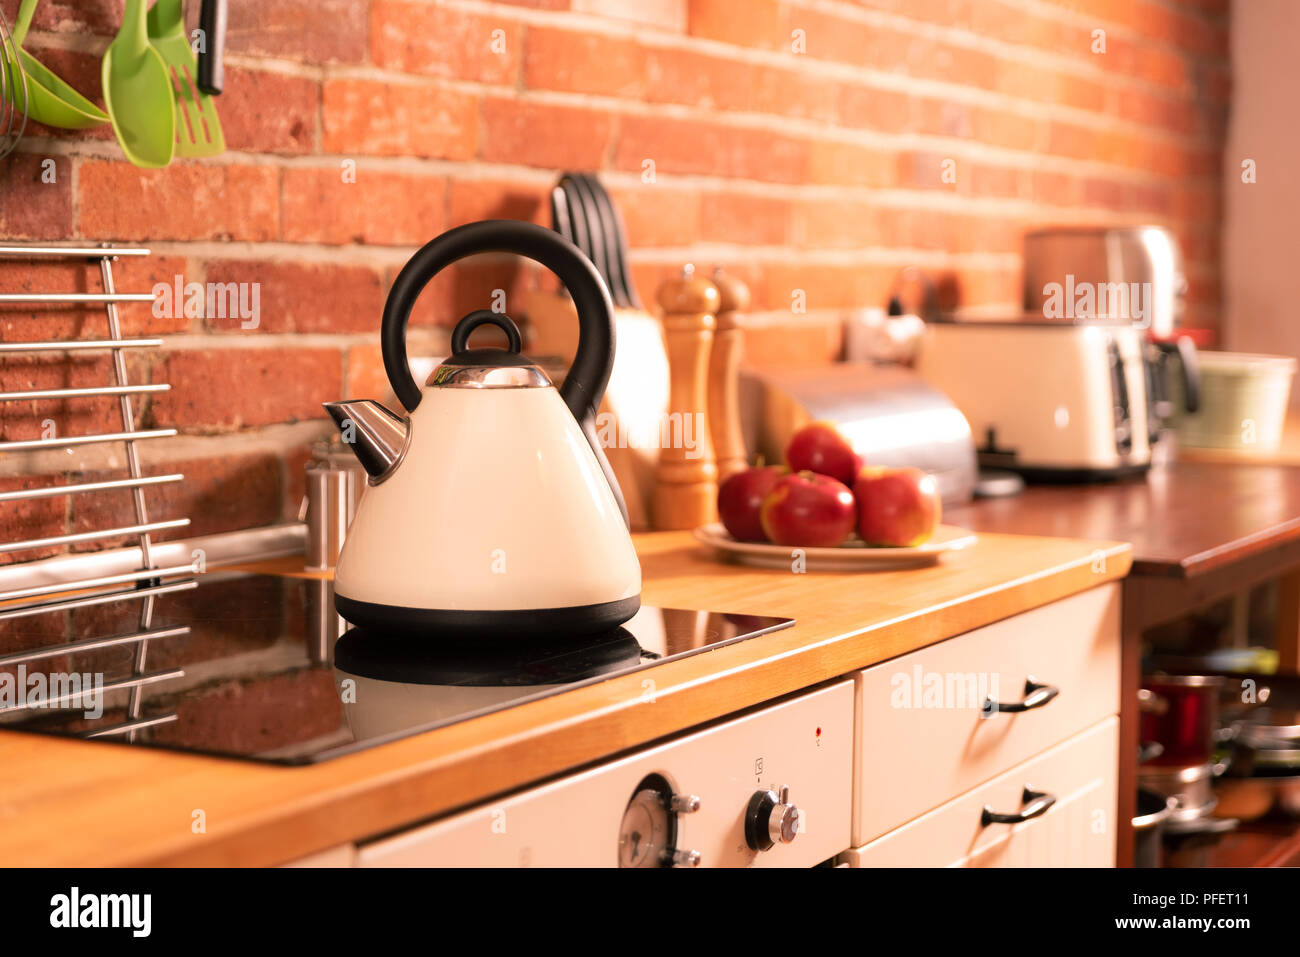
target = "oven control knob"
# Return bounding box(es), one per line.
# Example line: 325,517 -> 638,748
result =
671,848 -> 702,868
670,793 -> 701,814
745,785 -> 800,851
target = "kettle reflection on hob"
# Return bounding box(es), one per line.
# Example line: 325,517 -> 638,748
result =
323,220 -> 642,640
333,627 -> 645,740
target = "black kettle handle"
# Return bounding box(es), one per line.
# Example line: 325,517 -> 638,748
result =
380,220 -> 627,526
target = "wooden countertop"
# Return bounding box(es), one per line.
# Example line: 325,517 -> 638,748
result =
0,529 -> 1128,867
945,459 -> 1300,579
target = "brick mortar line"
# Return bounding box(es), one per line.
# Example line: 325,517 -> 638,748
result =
444,0 -> 1229,84
467,87 -> 1223,161
24,132 -> 1219,194
22,122 -> 1224,195
14,139 -> 1225,230
30,238 -> 1208,273
626,247 -> 1221,276
39,218 -> 1221,269
316,53 -> 1224,153
80,244 -> 1200,276
1014,0 -> 1229,53
796,0 -> 1229,78
0,422 -> 334,477
9,77 -> 1224,178
152,330 -> 446,350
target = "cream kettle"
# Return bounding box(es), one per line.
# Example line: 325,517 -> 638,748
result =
324,220 -> 641,637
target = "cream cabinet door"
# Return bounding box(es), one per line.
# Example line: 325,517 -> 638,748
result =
841,717 -> 1117,868
854,583 -> 1120,845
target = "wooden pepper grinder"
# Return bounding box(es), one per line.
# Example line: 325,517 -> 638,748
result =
653,265 -> 719,530
708,268 -> 750,484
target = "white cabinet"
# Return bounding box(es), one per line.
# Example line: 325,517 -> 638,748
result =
853,583 -> 1120,845
839,717 -> 1118,867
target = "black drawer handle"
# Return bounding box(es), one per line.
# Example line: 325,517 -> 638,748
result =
981,787 -> 1057,827
984,677 -> 1059,715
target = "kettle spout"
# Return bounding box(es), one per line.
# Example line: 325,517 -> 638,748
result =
323,400 -> 409,481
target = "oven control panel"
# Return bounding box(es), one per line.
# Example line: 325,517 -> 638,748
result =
356,680 -> 854,868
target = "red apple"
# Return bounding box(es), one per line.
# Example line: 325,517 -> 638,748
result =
759,471 -> 857,547
785,421 -> 863,486
853,466 -> 941,547
717,465 -> 789,541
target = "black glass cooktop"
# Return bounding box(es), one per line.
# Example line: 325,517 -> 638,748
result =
0,572 -> 793,764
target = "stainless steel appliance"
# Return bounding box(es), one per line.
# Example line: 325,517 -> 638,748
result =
1021,225 -> 1202,456
915,319 -> 1155,479
1021,225 -> 1186,338
302,438 -> 365,572
741,362 -> 978,506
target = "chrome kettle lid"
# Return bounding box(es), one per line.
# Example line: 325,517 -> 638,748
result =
427,310 -> 551,389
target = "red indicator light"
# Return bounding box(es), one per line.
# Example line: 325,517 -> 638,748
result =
815,727 -> 822,737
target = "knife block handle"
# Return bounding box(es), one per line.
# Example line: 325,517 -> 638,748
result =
709,269 -> 750,484
653,267 -> 719,530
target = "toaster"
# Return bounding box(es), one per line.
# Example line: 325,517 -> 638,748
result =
914,320 -> 1153,479
741,362 -> 978,506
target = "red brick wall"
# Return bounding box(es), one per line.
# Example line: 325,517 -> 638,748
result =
0,0 -> 1230,555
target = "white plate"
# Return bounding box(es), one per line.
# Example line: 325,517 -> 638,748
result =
692,523 -> 978,571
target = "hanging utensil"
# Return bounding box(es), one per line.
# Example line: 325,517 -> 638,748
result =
147,0 -> 225,158
557,174 -> 597,279
582,174 -> 641,309
102,0 -> 176,168
574,173 -> 623,307
550,184 -> 574,246
553,172 -> 641,309
563,174 -> 611,300
3,0 -> 108,131
542,173 -> 663,529
195,0 -> 226,95
0,4 -> 29,160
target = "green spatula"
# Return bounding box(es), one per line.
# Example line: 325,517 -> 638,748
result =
147,0 -> 225,158
4,0 -> 109,129
102,0 -> 174,168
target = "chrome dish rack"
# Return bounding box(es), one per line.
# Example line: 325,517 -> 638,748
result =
0,243 -> 197,738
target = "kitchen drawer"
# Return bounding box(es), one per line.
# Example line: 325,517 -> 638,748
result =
356,680 -> 853,868
840,716 -> 1117,867
854,582 -> 1119,845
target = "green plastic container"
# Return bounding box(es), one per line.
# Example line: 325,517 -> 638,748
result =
1171,351 -> 1296,451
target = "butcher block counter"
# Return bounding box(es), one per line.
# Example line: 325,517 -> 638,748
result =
0,530 -> 1128,867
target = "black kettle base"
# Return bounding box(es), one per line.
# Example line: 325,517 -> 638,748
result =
334,593 -> 641,641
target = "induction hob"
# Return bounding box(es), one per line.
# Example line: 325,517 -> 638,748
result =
0,571 -> 794,764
